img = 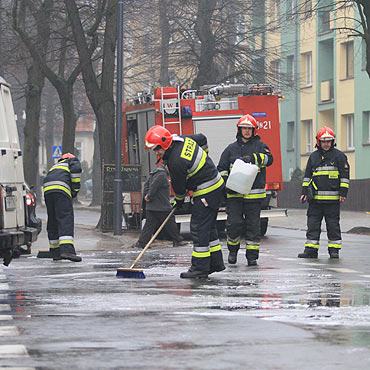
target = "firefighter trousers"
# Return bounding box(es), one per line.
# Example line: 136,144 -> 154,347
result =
190,188 -> 225,273
305,202 -> 341,251
45,192 -> 77,258
226,198 -> 261,261
138,210 -> 182,246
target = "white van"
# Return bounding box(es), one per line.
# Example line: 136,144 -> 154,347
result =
0,77 -> 39,265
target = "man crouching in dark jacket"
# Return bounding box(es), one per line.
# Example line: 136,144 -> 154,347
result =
133,164 -> 187,249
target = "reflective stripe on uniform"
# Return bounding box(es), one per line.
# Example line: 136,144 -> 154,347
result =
193,174 -> 223,197
227,188 -> 266,199
328,241 -> 342,249
246,245 -> 259,250
49,240 -> 59,249
227,236 -> 240,245
187,149 -> 207,179
314,190 -> 340,200
210,244 -> 222,253
44,185 -> 72,197
305,241 -> 319,249
192,250 -> 211,258
175,193 -> 186,201
313,170 -> 339,177
49,164 -> 70,173
59,236 -> 74,245
43,181 -> 71,192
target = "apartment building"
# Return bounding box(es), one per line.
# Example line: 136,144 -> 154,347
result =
274,0 -> 370,180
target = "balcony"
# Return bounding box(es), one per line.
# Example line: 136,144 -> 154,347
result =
320,79 -> 334,103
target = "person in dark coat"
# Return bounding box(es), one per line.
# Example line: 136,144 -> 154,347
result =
133,164 -> 187,249
43,153 -> 82,262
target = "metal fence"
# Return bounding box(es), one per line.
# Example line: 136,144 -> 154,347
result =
278,179 -> 370,212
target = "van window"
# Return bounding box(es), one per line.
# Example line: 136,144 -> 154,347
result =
0,92 -> 10,145
1,87 -> 19,147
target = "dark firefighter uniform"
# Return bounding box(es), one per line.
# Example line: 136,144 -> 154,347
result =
300,147 -> 350,257
218,134 -> 273,264
163,134 -> 225,277
43,155 -> 82,261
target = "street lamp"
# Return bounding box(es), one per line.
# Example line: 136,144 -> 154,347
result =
114,0 -> 124,235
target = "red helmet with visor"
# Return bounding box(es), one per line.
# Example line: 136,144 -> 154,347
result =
145,125 -> 173,150
237,114 -> 258,135
316,126 -> 335,147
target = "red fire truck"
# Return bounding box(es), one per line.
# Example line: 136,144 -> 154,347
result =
122,83 -> 287,235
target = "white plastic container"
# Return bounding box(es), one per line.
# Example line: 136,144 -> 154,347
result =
226,159 -> 258,195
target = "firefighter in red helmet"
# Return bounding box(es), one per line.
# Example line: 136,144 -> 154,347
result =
145,125 -> 225,279
217,114 -> 273,266
43,152 -> 82,262
298,126 -> 350,259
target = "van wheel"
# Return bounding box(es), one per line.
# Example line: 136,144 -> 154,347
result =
260,218 -> 268,236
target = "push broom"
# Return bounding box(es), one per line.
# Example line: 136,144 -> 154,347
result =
116,207 -> 177,279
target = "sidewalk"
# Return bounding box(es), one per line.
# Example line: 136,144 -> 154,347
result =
269,208 -> 370,234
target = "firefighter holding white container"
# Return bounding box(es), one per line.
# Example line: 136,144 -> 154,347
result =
43,153 -> 82,262
218,114 -> 273,266
298,127 -> 350,259
144,125 -> 225,279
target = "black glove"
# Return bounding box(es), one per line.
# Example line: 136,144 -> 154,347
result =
173,198 -> 184,209
241,155 -> 255,164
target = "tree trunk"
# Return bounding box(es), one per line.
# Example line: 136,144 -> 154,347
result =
65,0 -> 117,231
91,122 -> 101,206
58,83 -> 77,154
23,63 -> 44,195
192,0 -> 218,88
44,84 -> 56,171
159,0 -> 170,86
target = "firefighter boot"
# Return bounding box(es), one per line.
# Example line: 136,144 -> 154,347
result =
298,247 -> 318,259
246,249 -> 259,266
227,246 -> 239,265
60,253 -> 82,262
328,248 -> 339,259
180,266 -> 208,279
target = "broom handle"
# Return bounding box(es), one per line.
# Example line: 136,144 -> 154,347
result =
130,207 -> 177,269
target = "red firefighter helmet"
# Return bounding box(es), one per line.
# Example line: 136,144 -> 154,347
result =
145,125 -> 173,150
60,153 -> 75,160
316,126 -> 335,147
237,114 -> 258,134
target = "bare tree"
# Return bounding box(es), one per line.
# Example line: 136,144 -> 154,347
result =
12,0 -> 94,154
64,0 -> 117,230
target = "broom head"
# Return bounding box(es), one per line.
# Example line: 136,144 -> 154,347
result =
116,267 -> 146,279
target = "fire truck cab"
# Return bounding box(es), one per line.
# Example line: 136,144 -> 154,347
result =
122,83 -> 287,236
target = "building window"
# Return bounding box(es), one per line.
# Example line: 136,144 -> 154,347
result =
287,55 -> 295,84
271,59 -> 281,90
302,52 -> 312,87
345,41 -> 354,78
363,111 -> 370,144
345,114 -> 355,150
302,119 -> 313,153
287,121 -> 295,151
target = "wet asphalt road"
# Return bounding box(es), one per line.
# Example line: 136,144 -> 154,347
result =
1,211 -> 370,369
